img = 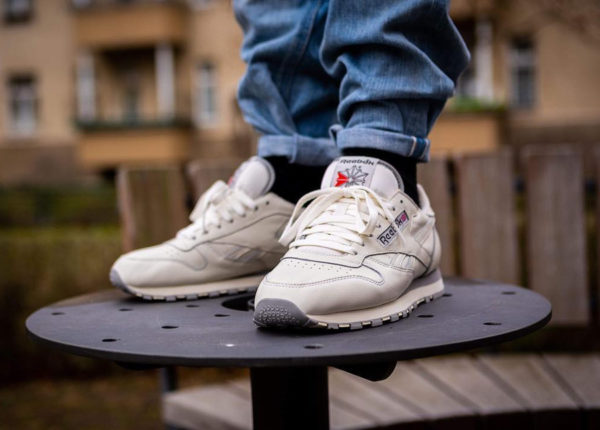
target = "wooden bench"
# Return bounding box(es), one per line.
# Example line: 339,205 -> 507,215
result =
116,146 -> 599,430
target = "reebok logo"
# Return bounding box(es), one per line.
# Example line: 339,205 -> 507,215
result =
377,225 -> 398,247
337,158 -> 375,166
394,211 -> 409,231
377,212 -> 409,247
335,165 -> 369,187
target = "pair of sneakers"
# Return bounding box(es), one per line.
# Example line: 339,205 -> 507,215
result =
110,156 -> 444,330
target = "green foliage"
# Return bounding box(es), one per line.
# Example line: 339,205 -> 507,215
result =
0,226 -> 122,382
446,96 -> 506,113
0,185 -> 118,227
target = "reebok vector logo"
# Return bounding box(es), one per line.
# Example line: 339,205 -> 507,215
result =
335,165 -> 369,187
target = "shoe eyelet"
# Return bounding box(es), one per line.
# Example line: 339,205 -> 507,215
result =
217,225 -> 222,229
266,201 -> 270,205
191,236 -> 197,240
400,200 -> 404,204
253,207 -> 258,212
392,206 -> 396,211
376,224 -> 381,228
368,234 -> 373,237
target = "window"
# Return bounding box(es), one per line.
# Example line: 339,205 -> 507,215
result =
3,0 -> 32,23
7,75 -> 37,136
454,19 -> 476,98
121,67 -> 141,121
194,62 -> 218,127
71,0 -> 92,9
510,38 -> 536,109
190,0 -> 216,10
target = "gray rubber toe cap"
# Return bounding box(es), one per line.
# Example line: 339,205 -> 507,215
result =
253,299 -> 314,329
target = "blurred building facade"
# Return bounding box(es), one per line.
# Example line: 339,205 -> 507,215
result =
0,0 -> 599,182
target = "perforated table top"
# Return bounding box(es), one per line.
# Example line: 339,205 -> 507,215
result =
26,277 -> 551,368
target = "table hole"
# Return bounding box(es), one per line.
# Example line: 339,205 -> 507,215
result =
102,338 -> 118,342
484,322 -> 502,326
214,313 -> 230,317
304,344 -> 323,350
161,325 -> 178,329
502,291 -> 516,295
119,308 -> 133,312
186,304 -> 199,308
51,312 -> 64,315
418,314 -> 434,318
442,293 -> 452,297
221,294 -> 254,312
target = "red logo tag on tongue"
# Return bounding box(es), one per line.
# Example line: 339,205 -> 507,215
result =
335,172 -> 348,187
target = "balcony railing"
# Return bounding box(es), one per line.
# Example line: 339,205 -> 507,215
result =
75,115 -> 192,132
71,0 -> 186,11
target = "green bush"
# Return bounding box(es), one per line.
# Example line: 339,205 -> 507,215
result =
0,185 -> 118,227
0,226 -> 122,382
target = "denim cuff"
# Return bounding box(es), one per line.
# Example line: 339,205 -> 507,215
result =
330,125 -> 430,162
257,134 -> 340,166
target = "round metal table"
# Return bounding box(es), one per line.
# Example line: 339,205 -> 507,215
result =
26,277 -> 551,430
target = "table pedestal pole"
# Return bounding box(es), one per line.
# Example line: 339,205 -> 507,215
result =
250,366 -> 329,430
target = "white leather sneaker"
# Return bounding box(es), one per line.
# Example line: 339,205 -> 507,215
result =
254,156 -> 443,330
110,157 -> 294,301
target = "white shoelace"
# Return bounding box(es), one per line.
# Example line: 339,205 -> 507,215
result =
280,186 -> 397,255
177,180 -> 258,240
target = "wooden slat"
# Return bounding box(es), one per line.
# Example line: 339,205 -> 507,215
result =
418,157 -> 456,275
454,150 -> 520,283
117,166 -> 188,251
523,146 -> 588,325
543,353 -> 600,408
329,398 -> 375,430
186,158 -> 243,200
477,354 -> 579,409
376,361 -> 476,424
415,356 -> 525,415
595,148 -> 600,326
544,353 -> 600,430
163,382 -> 252,430
478,354 -> 582,429
328,369 -> 424,427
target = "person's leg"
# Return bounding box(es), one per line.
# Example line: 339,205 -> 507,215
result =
320,0 -> 470,204
233,0 -> 340,202
254,0 -> 471,330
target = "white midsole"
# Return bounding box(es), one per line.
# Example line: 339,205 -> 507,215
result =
123,274 -> 265,298
306,271 -> 444,324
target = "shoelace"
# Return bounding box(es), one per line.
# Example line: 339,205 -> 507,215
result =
280,186 -> 397,255
177,180 -> 258,240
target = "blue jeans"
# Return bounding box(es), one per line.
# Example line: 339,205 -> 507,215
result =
234,0 -> 470,165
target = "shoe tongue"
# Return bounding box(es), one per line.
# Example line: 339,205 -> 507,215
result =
320,156 -> 404,199
228,157 -> 275,198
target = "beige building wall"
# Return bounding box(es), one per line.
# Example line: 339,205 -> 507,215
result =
0,0 -> 75,145
188,0 -> 250,159
497,0 -> 600,126
0,0 -> 598,173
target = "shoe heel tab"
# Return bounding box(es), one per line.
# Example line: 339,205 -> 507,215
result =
416,184 -> 435,215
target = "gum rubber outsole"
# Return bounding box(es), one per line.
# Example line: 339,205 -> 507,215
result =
253,273 -> 444,331
109,269 -> 258,302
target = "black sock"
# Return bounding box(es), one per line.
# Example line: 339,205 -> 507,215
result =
341,148 -> 420,206
265,156 -> 327,204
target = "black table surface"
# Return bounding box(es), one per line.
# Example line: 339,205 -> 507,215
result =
26,277 -> 551,368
